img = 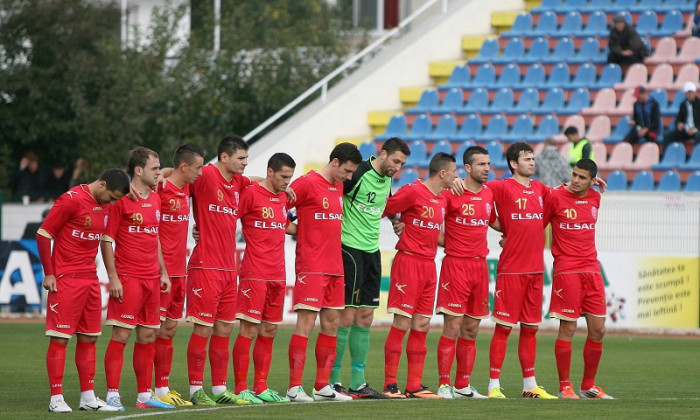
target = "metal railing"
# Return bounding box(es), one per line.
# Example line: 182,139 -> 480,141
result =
243,0 -> 450,142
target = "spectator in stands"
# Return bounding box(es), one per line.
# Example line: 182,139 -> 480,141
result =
69,157 -> 90,188
663,82 -> 700,149
607,14 -> 650,66
564,126 -> 593,167
624,86 -> 660,145
44,162 -> 73,201
676,2 -> 700,38
534,137 -> 571,187
10,150 -> 49,203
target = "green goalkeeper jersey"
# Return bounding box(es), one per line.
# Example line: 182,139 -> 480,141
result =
341,157 -> 391,253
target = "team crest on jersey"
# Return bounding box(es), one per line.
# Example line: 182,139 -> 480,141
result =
591,206 -> 598,219
155,210 -> 161,223
83,216 -> 92,229
486,203 -> 492,215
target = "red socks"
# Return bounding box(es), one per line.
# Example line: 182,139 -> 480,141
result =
154,337 -> 173,389
187,333 -> 207,386
133,342 -> 155,393
104,339 -> 126,392
406,330 -> 428,392
437,335 -> 456,386
518,326 -> 537,379
253,335 -> 274,394
288,334 -> 308,388
489,324 -> 511,379
581,339 -> 603,390
209,335 -> 230,388
383,326 -> 406,388
75,341 -> 96,392
47,340 -> 67,396
314,333 -> 337,390
555,339 -> 573,390
232,335 -> 253,393
455,338 -> 476,389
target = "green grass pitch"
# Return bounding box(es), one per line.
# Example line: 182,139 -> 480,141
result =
0,323 -> 698,419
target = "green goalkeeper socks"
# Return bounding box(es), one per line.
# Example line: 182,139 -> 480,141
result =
330,325 -> 350,385
349,324 -> 371,390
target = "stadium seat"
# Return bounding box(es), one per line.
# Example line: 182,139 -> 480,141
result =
656,10 -> 684,37
493,37 -> 525,65
531,11 -> 558,37
404,140 -> 427,167
608,0 -> 637,13
468,39 -> 500,66
582,88 -> 616,116
519,63 -> 546,89
558,115 -> 586,142
669,64 -> 700,90
532,114 -> 560,142
568,63 -> 596,89
421,140 -> 452,167
586,115 -> 611,142
649,89 -> 668,112
659,0 -> 694,12
432,88 -> 464,115
406,89 -> 438,115
395,168 -> 418,188
514,88 -> 540,113
631,0 -> 664,13
581,11 -> 608,37
552,11 -> 583,38
570,37 -> 604,65
604,116 -> 633,143
426,114 -> 458,142
543,37 -> 575,65
606,170 -> 629,191
483,88 -> 514,114
502,114 -> 534,142
624,142 -> 660,171
535,87 -> 565,115
485,140 -> 506,167
439,64 -> 470,89
594,64 -> 622,89
476,115 -> 508,142
560,87 -> 590,115
520,37 -> 550,65
375,114 -> 407,141
652,142 -> 687,170
469,64 -> 497,88
455,141 -> 477,161
635,10 -> 659,37
669,37 -> 700,65
502,12 -> 532,38
662,90 -> 686,116
608,88 -> 637,118
646,63 -> 674,90
685,171 -> 700,192
496,63 -> 522,88
532,0 -> 561,12
592,141 -> 607,163
630,170 -> 654,191
600,141 -> 633,170
679,146 -> 700,170
454,114 -> 482,142
404,114 -> 432,141
645,37 -> 677,65
561,0 -> 586,11
614,63 -> 648,91
358,141 -> 377,159
657,170 -> 681,191
546,63 -> 571,88
462,88 -> 489,113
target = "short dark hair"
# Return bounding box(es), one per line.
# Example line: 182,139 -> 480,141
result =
127,147 -> 158,177
329,142 -> 363,165
463,145 -> 489,166
505,142 -> 533,174
574,158 -> 598,179
428,152 -> 456,176
564,126 -> 579,136
382,137 -> 411,157
217,135 -> 248,161
98,168 -> 131,194
267,153 -> 296,172
173,143 -> 205,167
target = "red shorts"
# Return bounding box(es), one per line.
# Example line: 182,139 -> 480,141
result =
186,268 -> 237,326
106,274 -> 160,329
387,252 -> 437,318
492,273 -> 544,326
45,274 -> 102,338
549,272 -> 606,321
236,279 -> 286,324
160,276 -> 186,321
435,256 -> 490,319
292,273 -> 344,311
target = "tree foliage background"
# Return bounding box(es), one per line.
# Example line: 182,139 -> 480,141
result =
0,0 -> 357,200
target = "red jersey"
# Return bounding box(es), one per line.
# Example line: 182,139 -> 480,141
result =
290,171 -> 344,275
158,181 -> 191,277
238,183 -> 289,280
104,192 -> 161,277
543,186 -> 601,274
39,185 -> 111,276
487,178 -> 549,274
442,184 -> 496,258
384,180 -> 446,259
188,163 -> 250,271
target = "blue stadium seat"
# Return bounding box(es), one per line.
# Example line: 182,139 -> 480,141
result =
587,0 -> 614,11
657,10 -> 684,37
462,88 -> 489,113
679,146 -> 700,170
582,11 -> 608,37
454,114 -> 482,142
502,114 -> 534,142
560,87 -> 590,115
571,37 -> 604,65
631,0 -> 664,13
502,13 -> 533,38
406,89 -> 438,115
531,11 -> 558,36
685,171 -> 700,192
514,88 -> 540,113
485,140 -> 506,167
496,63 -> 522,88
635,10 -> 659,37
468,39 -> 500,66
568,64 -> 596,89
531,114 -> 560,142
487,170 -> 496,181
606,170 -> 628,191
652,143 -> 686,170
455,141 -> 477,162
375,114 -> 407,141
519,63 -> 546,89
546,63 -> 571,88
543,37 -> 575,64
552,11 -> 583,38
469,64 -> 496,88
404,140 -> 427,167
483,88 -> 514,114
426,114 -> 458,142
657,171 -> 681,191
532,0 -> 561,12
608,0 -> 637,13
649,88 -> 668,112
432,88 -> 464,115
520,37 -> 550,64
630,170 -> 654,191
476,115 -> 508,142
604,116 -> 632,143
493,37 -> 525,65
534,87 -> 565,115
358,141 -> 377,159
420,140 -> 453,168
561,0 -> 587,11
457,167 -> 466,178
593,64 -> 622,89
617,10 -> 633,25
659,0 -> 695,12
439,65 -> 470,90
662,90 -> 686,116
395,168 -> 418,188
404,114 -> 432,141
